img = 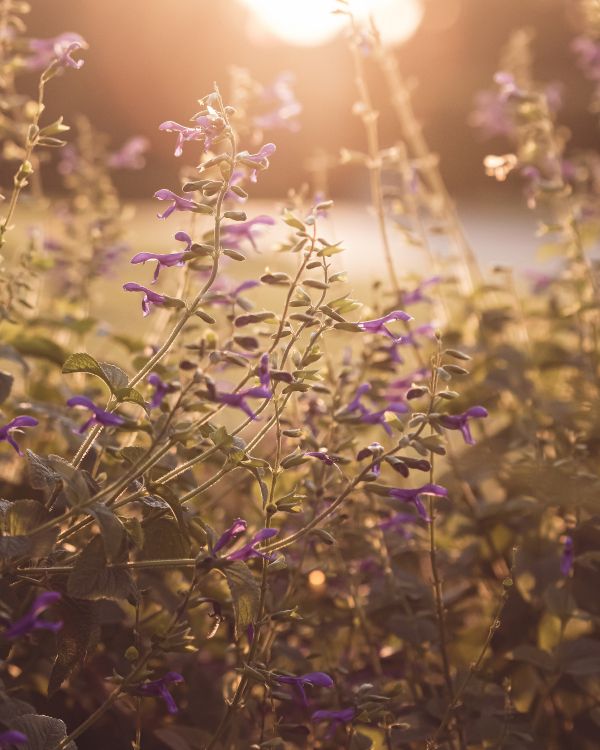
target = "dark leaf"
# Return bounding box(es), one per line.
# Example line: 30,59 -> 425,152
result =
67,537 -> 136,601
48,597 -> 98,696
223,560 -> 260,640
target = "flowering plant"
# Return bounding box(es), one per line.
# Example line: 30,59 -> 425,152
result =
0,2 -> 598,750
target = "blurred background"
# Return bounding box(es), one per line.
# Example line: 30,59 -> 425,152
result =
15,0 -> 599,271
24,0 -> 596,199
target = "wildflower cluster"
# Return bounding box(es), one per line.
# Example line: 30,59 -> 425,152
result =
0,3 -> 598,750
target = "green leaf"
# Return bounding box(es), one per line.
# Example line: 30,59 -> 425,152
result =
223,560 -> 260,639
140,518 -> 190,561
114,387 -> 146,409
67,536 -> 136,601
11,335 -> 66,365
148,485 -> 189,541
282,209 -> 305,231
0,499 -> 57,561
46,456 -> 92,507
11,714 -> 76,750
88,504 -> 126,563
62,353 -> 129,395
25,451 -> 61,492
48,597 -> 98,696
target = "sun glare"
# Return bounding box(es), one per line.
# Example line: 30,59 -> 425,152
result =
240,0 -> 423,47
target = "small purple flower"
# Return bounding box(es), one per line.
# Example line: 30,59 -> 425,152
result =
0,731 -> 28,748
305,450 -> 340,466
257,353 -> 271,388
344,383 -> 408,435
134,672 -> 184,714
212,386 -> 272,420
573,36 -> 600,82
130,232 -> 192,282
210,279 -> 261,305
470,89 -> 515,139
356,442 -> 384,475
2,592 -> 62,640
107,136 -> 149,170
213,518 -> 248,554
237,143 -> 276,182
254,72 -> 302,132
221,215 -> 276,252
379,512 -> 422,537
159,121 -> 206,157
26,32 -> 87,71
525,270 -> 555,295
54,39 -> 87,69
402,276 -> 442,306
273,671 -> 334,706
123,282 -> 168,316
0,416 -> 38,455
439,406 -> 488,445
396,324 -> 436,348
357,310 -> 413,342
192,107 -> 227,148
312,707 -> 356,725
388,483 -> 448,521
67,396 -> 125,434
147,373 -> 178,409
226,527 -> 279,562
154,189 -> 199,220
560,536 -> 574,577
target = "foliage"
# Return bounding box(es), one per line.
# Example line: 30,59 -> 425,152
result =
0,1 -> 599,749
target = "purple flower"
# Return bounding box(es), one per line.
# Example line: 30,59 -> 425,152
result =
396,324 -> 436,348
257,353 -> 271,388
130,232 -> 192,282
237,143 -> 276,182
212,386 -> 272,420
0,416 -> 38,455
226,527 -> 279,562
379,512 -> 422,537
123,282 -> 168,316
273,671 -> 334,706
525,270 -> 555,295
67,396 -> 125,434
26,33 -> 87,71
388,483 -> 449,521
344,383 -> 408,435
305,450 -> 340,466
254,72 -> 302,132
221,215 -> 275,252
213,518 -> 248,554
134,672 -> 184,714
2,592 -> 62,640
107,136 -> 149,170
573,36 -> 600,82
192,107 -> 227,149
159,121 -> 206,157
402,277 -> 442,306
439,406 -> 488,445
560,536 -> 574,577
154,189 -> 199,220
0,731 -> 28,748
357,310 -> 413,342
312,707 -> 356,725
209,279 -> 261,305
470,89 -> 515,139
147,373 -> 178,409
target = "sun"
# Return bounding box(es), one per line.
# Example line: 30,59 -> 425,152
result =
240,0 -> 423,47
